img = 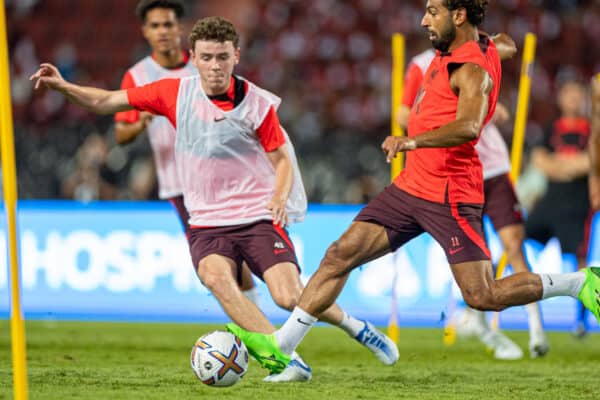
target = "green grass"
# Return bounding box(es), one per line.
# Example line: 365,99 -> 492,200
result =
1,320 -> 599,399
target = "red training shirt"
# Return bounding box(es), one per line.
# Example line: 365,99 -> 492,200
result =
394,35 -> 501,204
125,76 -> 285,153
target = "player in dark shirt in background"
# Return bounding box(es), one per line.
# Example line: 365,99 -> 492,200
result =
526,80 -> 591,337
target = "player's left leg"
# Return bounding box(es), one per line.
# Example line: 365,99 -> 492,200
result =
449,258 -> 600,326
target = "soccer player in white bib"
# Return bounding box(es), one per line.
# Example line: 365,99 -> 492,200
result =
397,45 -> 548,359
30,16 -> 398,381
114,1 -> 260,304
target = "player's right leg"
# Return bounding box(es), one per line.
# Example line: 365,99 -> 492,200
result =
228,220 -> 397,373
262,262 -> 398,365
229,186 -> 421,373
197,254 -> 273,333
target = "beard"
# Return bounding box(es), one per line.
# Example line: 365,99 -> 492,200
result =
430,22 -> 456,52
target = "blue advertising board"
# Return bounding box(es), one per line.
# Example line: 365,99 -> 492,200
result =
0,201 -> 594,331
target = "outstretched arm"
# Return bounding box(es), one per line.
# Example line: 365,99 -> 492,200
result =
30,63 -> 132,115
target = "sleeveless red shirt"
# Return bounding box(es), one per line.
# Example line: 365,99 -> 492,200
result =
394,35 -> 501,204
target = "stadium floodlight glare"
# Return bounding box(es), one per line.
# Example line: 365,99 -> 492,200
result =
0,0 -> 29,399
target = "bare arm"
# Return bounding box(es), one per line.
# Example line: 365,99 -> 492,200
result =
490,33 -> 517,61
532,147 -> 589,182
382,63 -> 492,162
266,145 -> 293,226
114,112 -> 154,145
30,63 -> 132,115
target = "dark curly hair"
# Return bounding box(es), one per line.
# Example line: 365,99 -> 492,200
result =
445,0 -> 488,26
189,16 -> 240,49
136,0 -> 184,22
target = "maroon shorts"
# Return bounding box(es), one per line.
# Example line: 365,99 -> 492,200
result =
168,195 -> 191,241
483,174 -> 524,230
188,220 -> 299,280
355,185 -> 490,264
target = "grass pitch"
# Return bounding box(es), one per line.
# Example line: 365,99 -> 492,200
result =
1,320 -> 598,399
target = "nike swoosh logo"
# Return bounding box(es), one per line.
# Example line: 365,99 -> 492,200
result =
448,247 -> 464,255
214,116 -> 226,122
296,318 -> 311,326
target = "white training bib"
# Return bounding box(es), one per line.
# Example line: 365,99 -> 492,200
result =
174,76 -> 307,226
476,122 -> 511,180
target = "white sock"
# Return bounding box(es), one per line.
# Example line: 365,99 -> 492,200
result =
524,303 -> 544,337
540,272 -> 585,299
337,312 -> 365,337
274,307 -> 317,355
242,288 -> 259,306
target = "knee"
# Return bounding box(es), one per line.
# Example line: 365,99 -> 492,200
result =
321,240 -> 354,274
272,291 -> 300,311
462,287 -> 504,312
197,262 -> 233,294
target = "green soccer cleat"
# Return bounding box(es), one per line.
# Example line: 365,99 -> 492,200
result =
577,267 -> 600,322
226,323 -> 291,374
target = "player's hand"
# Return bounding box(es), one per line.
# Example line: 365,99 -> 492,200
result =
140,111 -> 154,127
381,136 -> 417,163
492,103 -> 510,125
590,175 -> 600,210
266,195 -> 288,227
29,63 -> 66,91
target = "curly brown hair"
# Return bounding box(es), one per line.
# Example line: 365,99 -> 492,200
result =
445,0 -> 488,26
189,16 -> 240,50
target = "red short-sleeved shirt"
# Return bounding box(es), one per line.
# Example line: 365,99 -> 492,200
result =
126,77 -> 285,152
394,36 -> 502,204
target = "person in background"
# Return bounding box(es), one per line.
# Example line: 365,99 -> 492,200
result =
525,80 -> 592,338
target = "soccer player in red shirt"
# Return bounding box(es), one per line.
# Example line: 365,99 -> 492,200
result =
30,16 -> 398,380
398,42 -> 548,360
224,0 -> 600,374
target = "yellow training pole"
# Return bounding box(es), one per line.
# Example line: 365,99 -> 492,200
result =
0,1 -> 29,399
509,32 -> 537,183
492,32 -> 537,331
387,33 -> 405,344
390,33 -> 405,180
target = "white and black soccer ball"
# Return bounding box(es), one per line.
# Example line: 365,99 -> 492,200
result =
190,331 -> 249,387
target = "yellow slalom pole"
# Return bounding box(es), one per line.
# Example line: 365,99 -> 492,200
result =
0,1 -> 29,399
390,33 -> 405,180
509,32 -> 537,183
492,32 -> 537,331
387,33 -> 405,345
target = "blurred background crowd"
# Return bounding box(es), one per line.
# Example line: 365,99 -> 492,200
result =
6,0 -> 600,204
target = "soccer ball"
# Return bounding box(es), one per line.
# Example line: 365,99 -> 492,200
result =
190,330 -> 249,387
